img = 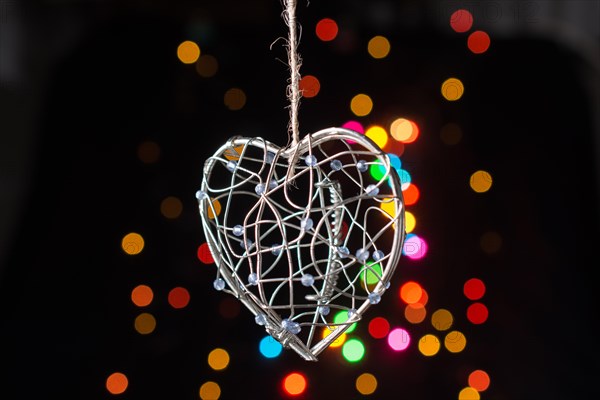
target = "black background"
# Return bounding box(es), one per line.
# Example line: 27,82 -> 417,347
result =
1,0 -> 598,399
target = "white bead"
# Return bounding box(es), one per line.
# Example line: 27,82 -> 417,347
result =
226,160 -> 237,172
232,225 -> 244,236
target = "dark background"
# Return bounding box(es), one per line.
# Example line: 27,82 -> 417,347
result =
1,0 -> 598,399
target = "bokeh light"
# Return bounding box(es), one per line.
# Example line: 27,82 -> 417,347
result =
322,326 -> 347,348
468,31 -> 491,54
160,196 -> 183,219
106,372 -> 128,395
431,309 -> 454,331
365,125 -> 388,149
367,35 -> 391,59
450,9 -> 474,33
369,162 -> 386,181
131,284 -> 153,307
458,387 -> 480,400
418,334 -> 441,356
467,303 -> 489,324
440,123 -> 463,145
334,310 -> 357,333
207,198 -> 222,219
137,141 -> 161,163
387,328 -> 410,351
405,210 -> 416,233
177,40 -> 200,64
400,281 -> 423,304
208,348 -> 230,371
259,335 -> 283,358
469,370 -> 491,392
441,78 -> 464,101
368,317 -> 390,339
122,232 -> 144,255
316,18 -> 338,41
403,184 -> 420,206
444,330 -> 467,353
134,312 -> 156,335
199,381 -> 221,400
168,286 -> 190,309
463,278 -> 486,300
342,338 -> 366,362
197,242 -> 215,264
342,120 -> 365,134
350,94 -> 373,117
299,75 -> 320,98
390,118 -> 419,143
224,88 -> 246,110
405,303 -> 427,324
195,54 -> 218,77
360,261 -> 383,288
397,168 -> 412,190
283,372 -> 307,396
380,197 -> 397,220
356,373 -> 378,395
469,170 -> 492,193
480,231 -> 502,254
402,234 -> 428,260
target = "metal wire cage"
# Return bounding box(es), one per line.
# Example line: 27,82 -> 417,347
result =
197,127 -> 406,361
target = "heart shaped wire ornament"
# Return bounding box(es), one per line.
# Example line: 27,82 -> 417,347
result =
196,1 -> 406,361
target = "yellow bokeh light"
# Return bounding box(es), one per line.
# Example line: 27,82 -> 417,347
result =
441,77 -> 464,101
199,381 -> 221,400
356,373 -> 378,395
122,232 -> 144,255
207,198 -> 222,219
160,196 -> 183,219
368,36 -> 391,59
431,309 -> 453,331
365,125 -> 388,149
196,54 -> 218,77
177,40 -> 200,64
224,88 -> 246,111
350,94 -> 373,117
418,334 -> 441,356
405,210 -> 416,233
470,170 -> 492,193
134,312 -> 156,335
322,326 -> 347,348
445,330 -> 467,353
207,348 -> 230,371
458,387 -> 481,400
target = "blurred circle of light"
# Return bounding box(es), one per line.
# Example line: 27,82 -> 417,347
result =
207,198 -> 222,219
399,281 -> 423,304
470,170 -> 493,193
388,153 -> 402,170
299,75 -> 320,98
177,40 -> 200,64
283,372 -> 307,396
208,348 -> 230,371
368,317 -> 390,339
342,338 -> 366,362
418,334 -> 441,356
224,88 -> 247,111
121,232 -> 144,255
450,9 -> 474,33
444,330 -> 467,353
441,78 -> 464,101
168,287 -> 190,309
350,94 -> 373,117
356,373 -> 378,395
195,54 -> 218,77
468,31 -> 491,54
360,261 -> 383,287
458,387 -> 480,400
322,326 -> 347,348
160,196 -> 183,219
316,18 -> 338,41
219,297 -> 241,319
402,233 -> 428,260
403,184 -> 420,206
199,381 -> 221,400
137,141 -> 161,163
469,370 -> 491,392
398,169 -> 412,190
464,278 -> 486,300
106,372 -> 128,395
467,303 -> 489,324
369,162 -> 386,181
197,242 -> 215,264
480,231 -> 502,254
334,310 -> 357,333
431,309 -> 453,331
405,303 -> 427,324
367,35 -> 391,59
259,335 -> 283,358
365,125 -> 389,149
131,284 -> 153,307
418,288 -> 429,305
387,328 -> 410,351
390,118 -> 419,143
342,120 -> 365,134
380,198 -> 397,220
405,211 -> 416,233
440,123 -> 463,145
134,312 -> 156,335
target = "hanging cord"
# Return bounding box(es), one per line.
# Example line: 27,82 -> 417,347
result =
283,0 -> 302,146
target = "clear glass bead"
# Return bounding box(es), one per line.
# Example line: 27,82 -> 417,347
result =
301,217 -> 313,231
301,274 -> 314,287
372,250 -> 384,262
232,225 -> 244,236
266,152 -> 275,164
240,239 -> 253,249
213,278 -> 225,291
366,184 -> 379,196
356,248 -> 370,262
318,305 -> 330,316
347,308 -> 358,319
356,160 -> 368,172
305,155 -> 317,167
226,160 -> 237,172
330,159 -> 342,171
195,190 -> 207,201
255,314 -> 267,326
368,293 -> 381,304
248,272 -> 258,286
255,183 -> 265,195
337,246 -> 350,258
271,244 -> 282,256
268,179 -> 278,190
282,319 -> 301,334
